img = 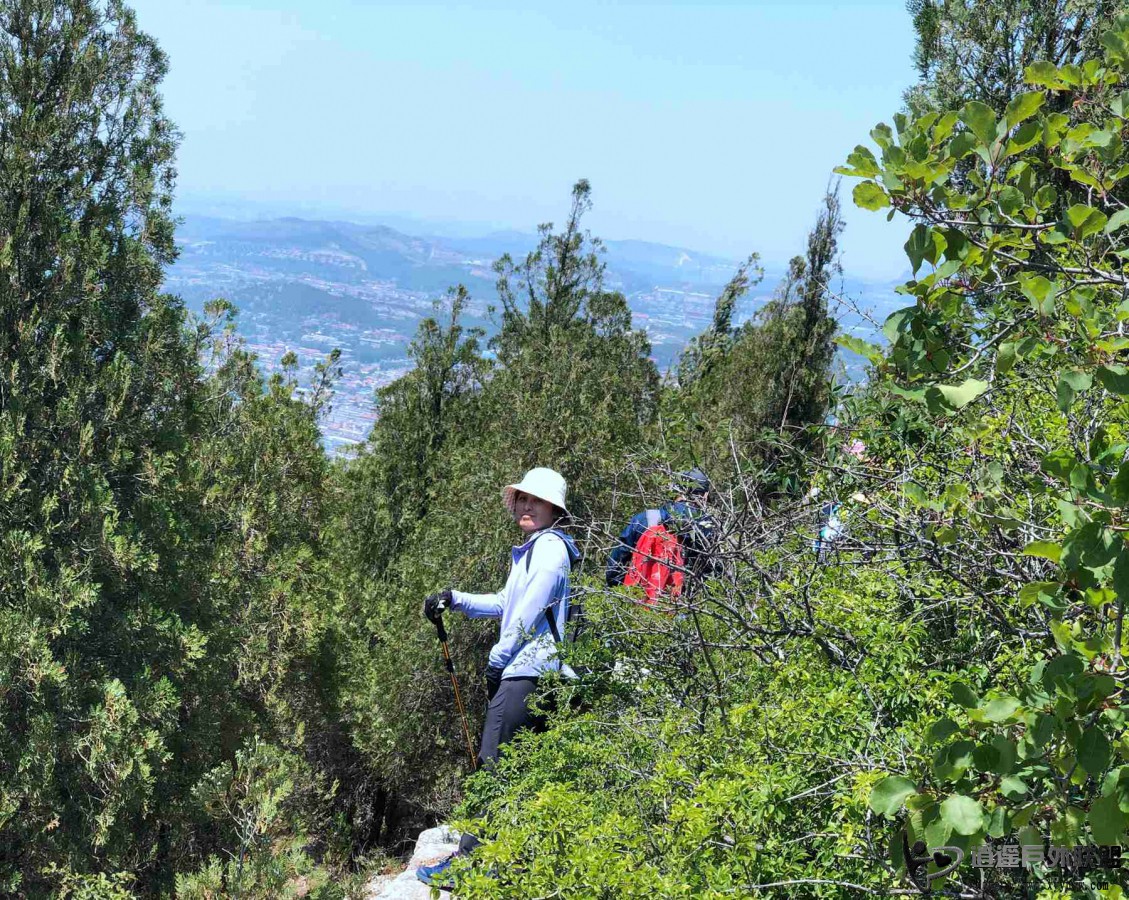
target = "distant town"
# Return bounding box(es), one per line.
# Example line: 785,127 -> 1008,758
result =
166,215 -> 896,454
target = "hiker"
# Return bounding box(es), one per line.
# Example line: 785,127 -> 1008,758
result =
416,466 -> 580,889
605,468 -> 715,604
811,440 -> 868,562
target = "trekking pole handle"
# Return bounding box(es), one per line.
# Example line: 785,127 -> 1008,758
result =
434,616 -> 449,645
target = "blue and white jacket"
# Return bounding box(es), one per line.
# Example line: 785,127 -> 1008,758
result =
451,528 -> 581,681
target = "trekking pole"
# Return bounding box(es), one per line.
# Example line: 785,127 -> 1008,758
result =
434,616 -> 477,770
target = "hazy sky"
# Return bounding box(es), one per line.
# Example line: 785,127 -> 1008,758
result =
130,0 -> 918,279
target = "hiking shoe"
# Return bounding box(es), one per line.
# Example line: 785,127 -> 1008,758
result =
415,853 -> 458,890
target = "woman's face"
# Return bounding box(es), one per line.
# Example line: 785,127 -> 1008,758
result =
512,490 -> 557,534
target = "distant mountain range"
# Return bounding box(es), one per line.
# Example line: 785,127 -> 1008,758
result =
166,214 -> 902,452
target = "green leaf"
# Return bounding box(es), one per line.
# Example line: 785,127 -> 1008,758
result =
1057,369 -> 1092,412
1098,365 -> 1129,395
987,806 -> 1011,838
1065,204 -> 1109,239
949,131 -> 978,159
1115,547 -> 1129,603
982,697 -> 1022,723
834,333 -> 883,364
905,224 -> 933,274
853,181 -> 889,211
996,341 -> 1017,376
1079,728 -> 1112,777
870,122 -> 894,148
1000,776 -> 1028,800
929,718 -> 960,743
1018,274 -> 1056,315
882,306 -> 915,344
1025,60 -> 1065,88
1090,795 -> 1127,845
1108,463 -> 1129,506
940,794 -> 985,836
1018,581 -> 1062,609
869,776 -> 917,817
935,378 -> 989,409
1106,209 -> 1129,234
1005,90 -> 1045,127
837,145 -> 881,178
952,682 -> 979,708
960,101 -> 998,144
997,186 -> 1025,215
1023,541 -> 1062,563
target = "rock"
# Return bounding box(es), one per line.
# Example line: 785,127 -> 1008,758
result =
361,826 -> 460,900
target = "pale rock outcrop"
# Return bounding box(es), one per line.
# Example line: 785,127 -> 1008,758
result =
362,826 -> 460,899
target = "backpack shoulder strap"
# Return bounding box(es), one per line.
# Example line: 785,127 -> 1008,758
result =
523,530 -> 569,643
545,604 -> 563,644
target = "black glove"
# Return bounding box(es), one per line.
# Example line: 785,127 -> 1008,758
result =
485,665 -> 504,700
424,589 -> 452,624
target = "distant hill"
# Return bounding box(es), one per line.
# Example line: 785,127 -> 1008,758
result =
167,214 -> 903,452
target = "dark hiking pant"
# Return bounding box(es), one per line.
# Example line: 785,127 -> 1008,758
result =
457,676 -> 545,855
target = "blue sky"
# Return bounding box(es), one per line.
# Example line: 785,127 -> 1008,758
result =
131,0 -> 918,279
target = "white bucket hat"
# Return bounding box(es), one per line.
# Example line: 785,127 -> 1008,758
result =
502,467 -> 569,517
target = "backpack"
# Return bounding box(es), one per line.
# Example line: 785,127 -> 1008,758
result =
623,509 -> 684,605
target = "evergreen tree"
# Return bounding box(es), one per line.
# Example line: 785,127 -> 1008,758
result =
673,186 -> 842,471
0,5 -> 344,892
904,0 -> 1126,115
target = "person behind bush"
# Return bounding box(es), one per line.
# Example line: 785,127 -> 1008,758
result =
416,466 -> 580,889
605,467 -> 716,597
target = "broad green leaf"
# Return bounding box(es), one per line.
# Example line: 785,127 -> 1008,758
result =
998,186 -> 1024,215
1050,806 -> 1085,846
837,145 -> 881,178
1057,369 -> 1092,412
929,718 -> 959,743
987,806 -> 1011,838
936,378 -> 988,409
1065,204 -> 1108,239
982,697 -> 1021,723
1042,652 -> 1084,693
905,482 -> 928,505
853,181 -> 889,211
1042,449 -> 1076,482
952,682 -> 979,708
935,740 -> 975,780
996,341 -> 1017,376
1018,274 -> 1056,314
1079,728 -> 1112,777
940,794 -> 984,835
1000,776 -> 1028,800
949,131 -> 978,159
1023,541 -> 1062,563
1090,795 -> 1127,845
834,333 -> 883,364
1098,365 -> 1129,395
1106,208 -> 1129,233
960,101 -> 997,144
1025,60 -> 1065,88
1113,548 -> 1129,604
870,122 -> 894,148
1019,581 -> 1062,609
905,224 -> 935,274
869,776 -> 917,817
1108,463 -> 1129,506
882,306 -> 915,343
1005,90 -> 1045,127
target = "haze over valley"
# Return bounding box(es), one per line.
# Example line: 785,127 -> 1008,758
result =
169,213 -> 902,453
